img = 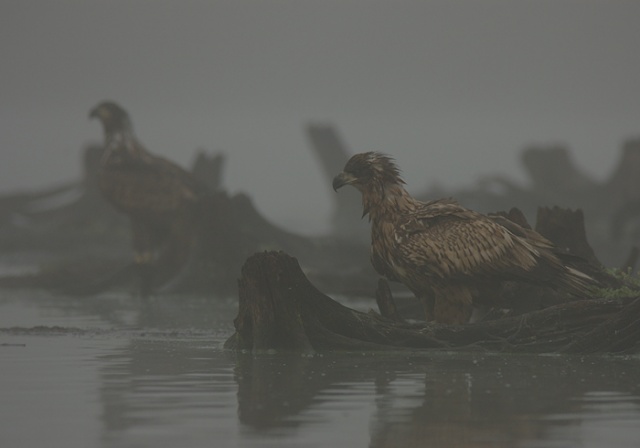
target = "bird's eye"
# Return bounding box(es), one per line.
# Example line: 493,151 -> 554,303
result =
351,165 -> 370,179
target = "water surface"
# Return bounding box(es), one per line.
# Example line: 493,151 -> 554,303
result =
1,288 -> 639,448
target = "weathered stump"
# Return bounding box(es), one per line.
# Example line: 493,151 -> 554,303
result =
521,146 -> 597,198
605,139 -> 640,208
535,206 -> 600,266
225,251 -> 640,354
306,123 -> 369,241
225,251 -> 447,353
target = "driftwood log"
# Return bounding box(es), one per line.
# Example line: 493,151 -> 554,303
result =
0,143 -> 374,295
224,251 -> 640,354
4,131 -> 640,297
306,124 -> 369,241
226,202 -> 636,354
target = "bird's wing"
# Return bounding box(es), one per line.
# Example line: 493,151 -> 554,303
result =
162,153 -> 208,193
101,155 -> 201,214
396,201 -> 541,280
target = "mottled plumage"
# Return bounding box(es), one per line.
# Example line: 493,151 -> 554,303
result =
90,101 -> 206,294
333,152 -> 593,324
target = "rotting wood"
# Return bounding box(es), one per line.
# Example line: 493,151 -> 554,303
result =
224,251 -> 640,354
535,206 -> 600,266
305,124 -> 369,240
0,144 -> 374,295
2,137 -> 640,297
621,246 -> 640,273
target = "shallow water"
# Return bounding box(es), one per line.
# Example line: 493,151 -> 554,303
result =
1,288 -> 640,448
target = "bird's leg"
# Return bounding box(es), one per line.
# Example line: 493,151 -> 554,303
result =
470,284 -> 502,322
434,299 -> 471,325
433,285 -> 474,325
134,251 -> 155,298
421,293 -> 435,322
376,278 -> 405,322
468,306 -> 489,323
155,232 -> 199,294
131,219 -> 163,297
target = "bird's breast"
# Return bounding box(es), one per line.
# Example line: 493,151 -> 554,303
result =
370,220 -> 407,281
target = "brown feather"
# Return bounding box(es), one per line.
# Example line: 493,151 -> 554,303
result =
90,101 -> 206,292
334,152 -> 594,324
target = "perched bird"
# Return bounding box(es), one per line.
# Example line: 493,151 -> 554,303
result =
333,152 -> 594,324
89,101 -> 207,294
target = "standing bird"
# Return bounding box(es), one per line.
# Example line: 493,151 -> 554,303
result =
89,101 -> 207,295
333,152 -> 594,324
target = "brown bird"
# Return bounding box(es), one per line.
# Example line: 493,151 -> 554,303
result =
333,152 -> 594,324
90,101 -> 207,295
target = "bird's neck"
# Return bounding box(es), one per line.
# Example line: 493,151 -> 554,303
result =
104,121 -> 133,143
362,182 -> 416,221
101,126 -> 145,165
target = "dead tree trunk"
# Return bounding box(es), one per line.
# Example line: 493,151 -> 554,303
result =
305,124 -> 368,240
225,251 -> 640,354
521,146 -> 597,198
605,139 -> 640,208
191,150 -> 225,192
535,206 -> 602,270
225,251 -> 447,353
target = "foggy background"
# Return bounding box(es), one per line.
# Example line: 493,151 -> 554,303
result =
1,1 -> 639,235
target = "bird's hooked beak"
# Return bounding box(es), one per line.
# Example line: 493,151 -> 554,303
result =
88,107 -> 99,120
332,172 -> 357,192
88,105 -> 106,121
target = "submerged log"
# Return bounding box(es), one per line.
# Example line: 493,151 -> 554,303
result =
225,251 -> 640,354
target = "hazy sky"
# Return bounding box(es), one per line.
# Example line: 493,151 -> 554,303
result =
1,1 -> 640,234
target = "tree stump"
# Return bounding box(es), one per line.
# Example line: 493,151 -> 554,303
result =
191,150 -> 225,192
521,146 -> 596,198
535,206 -> 600,266
306,123 -> 369,240
225,251 -> 640,354
225,251 -> 447,353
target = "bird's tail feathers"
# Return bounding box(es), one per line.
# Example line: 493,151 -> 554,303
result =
562,266 -> 596,298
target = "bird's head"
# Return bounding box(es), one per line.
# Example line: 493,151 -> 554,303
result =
89,101 -> 133,136
333,152 -> 404,193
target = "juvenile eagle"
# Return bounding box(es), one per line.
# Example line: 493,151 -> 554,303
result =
333,152 -> 593,324
90,101 -> 207,294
